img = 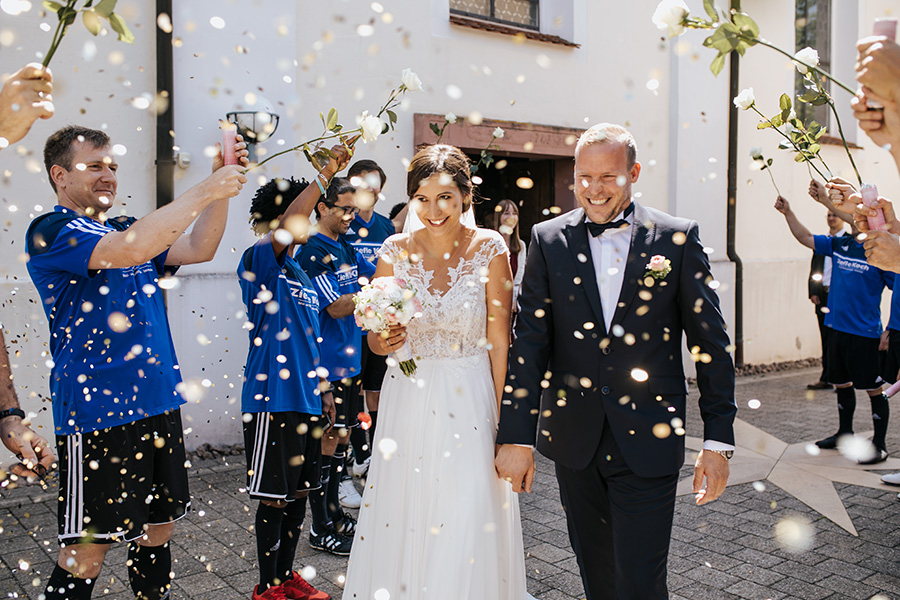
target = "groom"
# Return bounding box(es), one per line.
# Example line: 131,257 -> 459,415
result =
495,123 -> 736,599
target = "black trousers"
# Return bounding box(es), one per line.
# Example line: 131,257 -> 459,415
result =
815,289 -> 830,381
555,420 -> 678,600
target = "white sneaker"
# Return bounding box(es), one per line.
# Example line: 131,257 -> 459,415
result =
881,472 -> 900,485
339,478 -> 362,508
352,457 -> 371,478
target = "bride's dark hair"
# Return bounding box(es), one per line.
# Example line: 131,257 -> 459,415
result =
406,144 -> 473,211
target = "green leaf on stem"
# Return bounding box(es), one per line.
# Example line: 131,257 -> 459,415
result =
82,9 -> 102,35
710,52 -> 727,76
778,141 -> 792,149
779,94 -> 791,112
429,122 -> 441,136
794,153 -> 808,163
386,110 -> 397,124
41,1 -> 62,13
769,114 -> 783,128
766,158 -> 773,166
758,121 -> 773,129
108,12 -> 134,43
731,13 -> 759,39
94,0 -> 116,18
808,143 -> 821,154
326,108 -> 339,131
703,0 -> 719,22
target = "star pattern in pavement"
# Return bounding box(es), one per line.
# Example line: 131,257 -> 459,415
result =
677,418 -> 900,535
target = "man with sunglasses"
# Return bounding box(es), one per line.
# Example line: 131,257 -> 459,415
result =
296,177 -> 375,555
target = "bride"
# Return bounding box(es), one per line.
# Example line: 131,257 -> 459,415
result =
341,145 -> 528,599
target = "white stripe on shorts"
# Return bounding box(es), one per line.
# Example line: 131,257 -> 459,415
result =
249,412 -> 270,496
63,434 -> 84,538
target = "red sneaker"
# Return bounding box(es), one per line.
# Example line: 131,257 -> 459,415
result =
282,571 -> 330,600
252,584 -> 289,600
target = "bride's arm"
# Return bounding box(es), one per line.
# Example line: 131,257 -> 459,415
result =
485,252 -> 514,410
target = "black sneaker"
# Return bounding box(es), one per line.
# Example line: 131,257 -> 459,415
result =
815,434 -> 842,449
309,525 -> 352,556
335,511 -> 357,536
859,448 -> 889,465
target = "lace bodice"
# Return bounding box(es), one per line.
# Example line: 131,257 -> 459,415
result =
380,234 -> 508,361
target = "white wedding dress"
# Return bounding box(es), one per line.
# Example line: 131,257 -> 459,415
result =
341,234 -> 529,600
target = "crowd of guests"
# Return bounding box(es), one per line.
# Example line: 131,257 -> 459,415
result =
1,27 -> 899,600
771,34 -> 900,483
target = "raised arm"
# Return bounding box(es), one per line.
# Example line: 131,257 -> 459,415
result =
270,144 -> 352,258
774,196 -> 815,250
87,163 -> 248,269
163,136 -> 250,266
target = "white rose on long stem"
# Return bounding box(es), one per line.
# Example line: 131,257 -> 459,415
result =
401,68 -> 423,92
733,87 -> 755,110
652,0 -> 690,38
358,111 -> 383,142
793,47 -> 820,75
445,112 -> 457,124
493,127 -> 504,139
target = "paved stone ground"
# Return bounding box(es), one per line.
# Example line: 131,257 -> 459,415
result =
3,367 -> 900,600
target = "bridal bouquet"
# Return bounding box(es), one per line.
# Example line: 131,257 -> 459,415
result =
354,277 -> 424,377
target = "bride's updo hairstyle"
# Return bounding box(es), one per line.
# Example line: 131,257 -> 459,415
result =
407,144 -> 473,212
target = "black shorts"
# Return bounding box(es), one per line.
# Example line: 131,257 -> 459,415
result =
826,329 -> 883,390
881,329 -> 900,385
333,375 -> 363,429
56,410 -> 190,544
361,340 -> 388,392
243,411 -> 323,500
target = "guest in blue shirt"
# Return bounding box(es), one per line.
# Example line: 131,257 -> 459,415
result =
297,177 -> 375,551
775,194 -> 891,464
27,124 -> 248,600
238,146 -> 349,598
343,160 -> 395,481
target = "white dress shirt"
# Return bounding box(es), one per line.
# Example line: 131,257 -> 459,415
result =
585,211 -> 633,332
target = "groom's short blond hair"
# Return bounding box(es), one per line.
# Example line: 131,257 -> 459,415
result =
575,123 -> 638,168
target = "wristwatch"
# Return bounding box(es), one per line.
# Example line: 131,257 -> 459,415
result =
0,407 -> 25,420
708,449 -> 733,460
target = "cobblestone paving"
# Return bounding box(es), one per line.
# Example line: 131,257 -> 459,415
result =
2,367 -> 900,599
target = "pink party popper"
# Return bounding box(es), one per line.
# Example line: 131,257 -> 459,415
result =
861,184 -> 888,232
222,124 -> 238,166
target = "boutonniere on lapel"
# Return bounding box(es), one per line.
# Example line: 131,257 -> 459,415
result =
645,255 -> 671,280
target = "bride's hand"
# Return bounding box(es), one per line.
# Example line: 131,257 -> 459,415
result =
370,324 -> 408,356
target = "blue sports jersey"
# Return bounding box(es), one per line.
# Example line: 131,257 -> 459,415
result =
297,233 -> 376,381
344,211 -> 395,264
239,236 -> 322,414
25,206 -> 184,435
887,273 -> 900,332
814,234 -> 889,338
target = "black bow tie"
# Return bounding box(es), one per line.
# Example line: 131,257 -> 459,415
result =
586,203 -> 634,237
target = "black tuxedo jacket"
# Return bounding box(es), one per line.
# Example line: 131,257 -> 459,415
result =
497,203 -> 736,478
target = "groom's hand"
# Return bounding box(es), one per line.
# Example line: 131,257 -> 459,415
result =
494,444 -> 535,493
692,450 -> 730,505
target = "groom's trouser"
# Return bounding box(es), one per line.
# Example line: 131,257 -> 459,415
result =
556,420 -> 678,600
